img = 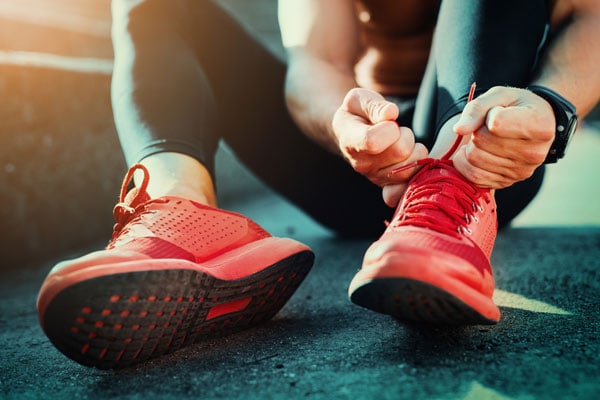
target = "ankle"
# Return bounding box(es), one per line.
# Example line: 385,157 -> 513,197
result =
135,152 -> 217,207
429,114 -> 465,159
154,184 -> 217,206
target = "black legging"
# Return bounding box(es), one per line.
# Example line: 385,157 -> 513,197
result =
111,0 -> 549,237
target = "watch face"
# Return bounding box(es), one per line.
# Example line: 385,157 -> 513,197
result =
564,116 -> 578,154
569,116 -> 578,136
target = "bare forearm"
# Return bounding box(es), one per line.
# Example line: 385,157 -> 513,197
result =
284,51 -> 357,155
533,11 -> 600,117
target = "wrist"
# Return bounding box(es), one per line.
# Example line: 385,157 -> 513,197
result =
527,85 -> 578,163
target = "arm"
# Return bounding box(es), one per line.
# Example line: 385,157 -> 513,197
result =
533,0 -> 600,117
278,0 -> 359,154
453,0 -> 600,189
278,0 -> 427,205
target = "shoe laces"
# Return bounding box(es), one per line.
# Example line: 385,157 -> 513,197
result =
111,164 -> 166,242
389,158 -> 490,239
387,83 -> 490,239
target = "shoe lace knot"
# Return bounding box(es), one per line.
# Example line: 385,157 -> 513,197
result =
390,158 -> 490,239
111,164 -> 162,241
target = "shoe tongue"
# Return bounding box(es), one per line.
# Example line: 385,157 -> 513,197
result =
401,161 -> 472,216
413,160 -> 461,185
123,187 -> 151,207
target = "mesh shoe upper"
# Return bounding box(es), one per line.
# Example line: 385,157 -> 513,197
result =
107,164 -> 270,263
388,158 -> 497,259
366,158 -> 498,297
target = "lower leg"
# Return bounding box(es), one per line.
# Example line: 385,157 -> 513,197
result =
413,0 -> 549,227
111,0 -> 222,205
429,114 -> 463,158
416,0 -> 549,157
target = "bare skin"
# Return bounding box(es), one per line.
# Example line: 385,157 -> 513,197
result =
135,152 -> 217,206
281,0 -> 600,206
136,0 -> 600,209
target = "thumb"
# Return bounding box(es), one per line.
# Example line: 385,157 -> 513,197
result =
343,88 -> 399,124
363,98 -> 399,124
453,101 -> 486,136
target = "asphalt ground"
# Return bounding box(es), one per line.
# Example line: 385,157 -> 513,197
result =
1,1 -> 599,399
1,203 -> 599,400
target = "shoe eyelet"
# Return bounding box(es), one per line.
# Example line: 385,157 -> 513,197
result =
458,226 -> 473,235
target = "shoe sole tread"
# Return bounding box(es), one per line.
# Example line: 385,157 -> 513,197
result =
350,278 -> 498,325
42,250 -> 313,369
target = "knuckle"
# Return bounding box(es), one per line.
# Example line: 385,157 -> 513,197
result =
342,88 -> 362,108
465,166 -> 486,186
530,119 -> 555,142
496,180 -> 512,189
346,87 -> 362,100
520,169 -> 534,181
531,149 -> 548,165
394,143 -> 412,160
362,131 -> 380,153
522,146 -> 547,165
539,126 -> 555,142
465,148 -> 483,167
352,160 -> 371,175
414,143 -> 429,158
366,101 -> 381,119
463,102 -> 484,119
486,110 -> 505,133
487,86 -> 505,96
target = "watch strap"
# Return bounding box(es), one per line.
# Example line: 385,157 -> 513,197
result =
527,85 -> 578,163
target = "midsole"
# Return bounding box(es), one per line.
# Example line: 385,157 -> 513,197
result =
37,237 -> 311,319
349,250 -> 498,320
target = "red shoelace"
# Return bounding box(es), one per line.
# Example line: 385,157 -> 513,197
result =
111,164 -> 166,242
387,83 -> 490,239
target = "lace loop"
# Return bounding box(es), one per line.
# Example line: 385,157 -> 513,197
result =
118,164 -> 150,204
390,159 -> 489,239
111,164 -> 152,240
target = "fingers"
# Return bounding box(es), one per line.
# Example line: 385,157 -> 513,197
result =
454,86 -> 555,139
454,86 -> 521,136
382,183 -> 408,208
360,121 -> 403,154
449,86 -> 556,189
353,135 -> 428,187
342,88 -> 399,123
469,125 -> 549,165
453,143 -> 536,188
379,142 -> 429,183
334,87 -> 429,191
335,89 -> 401,155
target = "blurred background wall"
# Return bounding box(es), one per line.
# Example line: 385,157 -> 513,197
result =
0,0 -> 284,269
0,0 -> 122,268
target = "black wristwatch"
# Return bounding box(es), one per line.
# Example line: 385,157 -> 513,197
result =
527,85 -> 578,164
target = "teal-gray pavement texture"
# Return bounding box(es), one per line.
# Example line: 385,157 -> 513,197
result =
1,1 -> 599,399
1,196 -> 599,399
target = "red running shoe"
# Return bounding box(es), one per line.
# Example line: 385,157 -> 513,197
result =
37,164 -> 314,369
348,157 -> 500,325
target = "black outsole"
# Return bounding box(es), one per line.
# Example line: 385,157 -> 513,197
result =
350,278 -> 498,326
42,250 -> 314,369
